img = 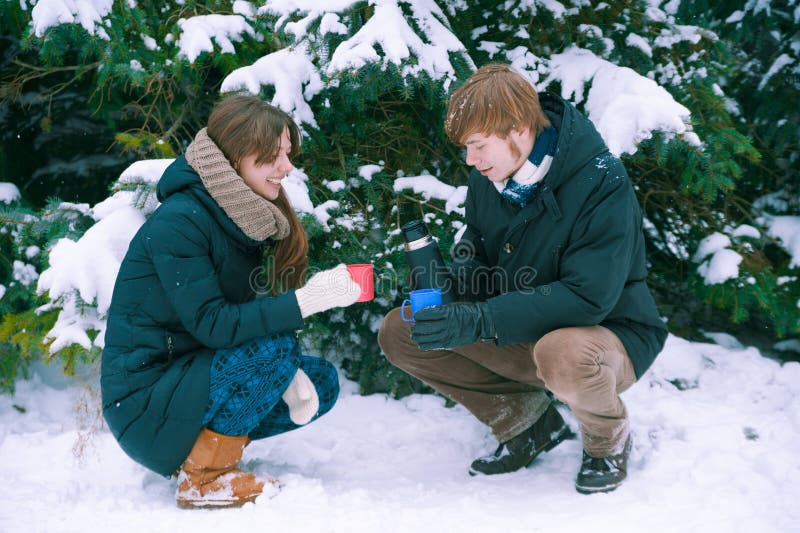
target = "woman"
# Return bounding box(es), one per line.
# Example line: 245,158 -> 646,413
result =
101,95 -> 361,508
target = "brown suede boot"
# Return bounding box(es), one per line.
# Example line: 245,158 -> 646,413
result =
176,428 -> 276,509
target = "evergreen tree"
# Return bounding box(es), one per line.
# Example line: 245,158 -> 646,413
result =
1,0 -> 797,394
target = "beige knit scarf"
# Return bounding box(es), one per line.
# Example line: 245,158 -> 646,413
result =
185,128 -> 290,242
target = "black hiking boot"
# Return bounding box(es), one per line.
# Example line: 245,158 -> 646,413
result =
469,402 -> 575,476
575,433 -> 632,494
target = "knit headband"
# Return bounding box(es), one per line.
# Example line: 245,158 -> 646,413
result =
185,128 -> 290,242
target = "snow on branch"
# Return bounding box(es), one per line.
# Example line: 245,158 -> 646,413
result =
325,0 -> 469,83
763,216 -> 800,269
176,14 -> 256,63
265,0 -> 359,17
30,0 -> 113,38
692,232 -> 742,285
652,24 -> 708,49
393,174 -> 467,215
539,46 -> 699,156
758,54 -> 795,91
265,0 -> 471,85
37,206 -> 145,353
221,45 -> 323,127
263,0 -> 355,39
515,0 -> 568,19
0,182 -> 21,204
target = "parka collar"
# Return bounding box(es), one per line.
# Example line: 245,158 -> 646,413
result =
539,93 -> 608,191
528,93 -> 609,222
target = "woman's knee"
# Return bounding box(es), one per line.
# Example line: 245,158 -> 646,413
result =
312,359 -> 340,412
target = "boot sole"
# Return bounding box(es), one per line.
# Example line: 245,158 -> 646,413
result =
468,424 -> 576,476
177,496 -> 258,510
575,477 -> 625,495
177,483 -> 281,509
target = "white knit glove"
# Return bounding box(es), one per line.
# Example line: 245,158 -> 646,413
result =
281,369 -> 319,425
294,264 -> 361,318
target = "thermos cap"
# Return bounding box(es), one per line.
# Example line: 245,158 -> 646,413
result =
401,220 -> 434,251
401,220 -> 429,242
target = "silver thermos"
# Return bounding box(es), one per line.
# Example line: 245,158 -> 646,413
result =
401,220 -> 456,304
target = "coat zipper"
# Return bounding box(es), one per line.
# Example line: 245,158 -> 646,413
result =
552,245 -> 562,278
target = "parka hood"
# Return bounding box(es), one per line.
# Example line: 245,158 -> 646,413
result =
156,156 -> 264,248
539,93 -> 609,191
156,155 -> 202,202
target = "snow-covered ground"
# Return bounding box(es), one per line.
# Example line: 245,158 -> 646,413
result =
0,333 -> 798,533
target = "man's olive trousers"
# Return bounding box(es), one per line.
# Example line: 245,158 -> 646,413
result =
378,307 -> 636,456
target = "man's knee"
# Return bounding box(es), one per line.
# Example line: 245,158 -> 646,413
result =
533,327 -> 597,394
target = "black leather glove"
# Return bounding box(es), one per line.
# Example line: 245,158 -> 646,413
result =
410,302 -> 497,351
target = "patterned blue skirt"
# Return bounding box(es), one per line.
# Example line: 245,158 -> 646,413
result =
202,332 -> 339,438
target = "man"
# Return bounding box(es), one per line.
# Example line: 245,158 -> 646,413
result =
378,63 -> 668,494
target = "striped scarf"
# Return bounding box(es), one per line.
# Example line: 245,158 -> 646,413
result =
494,126 -> 557,206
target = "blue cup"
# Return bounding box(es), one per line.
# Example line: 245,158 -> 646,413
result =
401,288 -> 442,322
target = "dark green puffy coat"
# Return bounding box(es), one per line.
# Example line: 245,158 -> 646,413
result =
457,93 -> 668,378
101,156 -> 304,477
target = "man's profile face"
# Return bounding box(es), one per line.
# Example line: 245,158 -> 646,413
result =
463,128 -> 530,183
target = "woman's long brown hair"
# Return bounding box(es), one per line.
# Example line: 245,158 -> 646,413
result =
206,95 -> 309,293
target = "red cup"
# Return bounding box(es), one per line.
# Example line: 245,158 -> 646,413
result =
346,264 -> 374,302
